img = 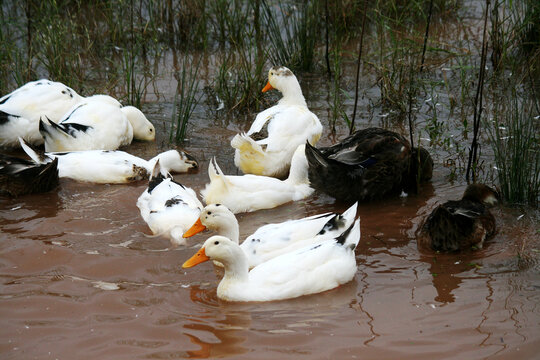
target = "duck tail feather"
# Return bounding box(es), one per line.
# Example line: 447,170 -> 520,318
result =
209,157 -> 230,189
231,133 -> 264,155
18,137 -> 50,164
336,219 -> 361,250
304,140 -> 328,169
341,202 -> 359,225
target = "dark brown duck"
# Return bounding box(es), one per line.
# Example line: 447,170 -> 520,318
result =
0,154 -> 59,197
305,127 -> 432,202
417,183 -> 499,252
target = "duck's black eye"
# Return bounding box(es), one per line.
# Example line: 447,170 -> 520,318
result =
214,241 -> 219,245
207,211 -> 212,215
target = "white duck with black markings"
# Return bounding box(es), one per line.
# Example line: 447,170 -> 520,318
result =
182,219 -> 361,302
183,202 -> 358,268
19,137 -> 197,184
0,79 -> 83,147
136,161 -> 203,246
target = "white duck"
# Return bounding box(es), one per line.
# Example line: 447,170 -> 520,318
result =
183,202 -> 358,268
19,137 -> 198,184
136,162 -> 203,246
0,79 -> 84,147
231,66 -> 322,178
202,144 -> 313,214
182,218 -> 361,302
39,95 -> 155,152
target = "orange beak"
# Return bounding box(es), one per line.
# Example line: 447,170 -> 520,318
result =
262,81 -> 274,93
183,218 -> 207,238
182,247 -> 210,268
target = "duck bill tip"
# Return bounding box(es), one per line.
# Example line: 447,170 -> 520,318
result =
182,247 -> 210,268
182,218 -> 207,238
261,82 -> 274,93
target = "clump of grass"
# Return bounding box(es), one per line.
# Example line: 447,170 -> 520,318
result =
169,57 -> 202,144
261,0 -> 319,71
490,92 -> 539,207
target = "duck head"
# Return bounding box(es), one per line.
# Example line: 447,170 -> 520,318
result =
462,184 -> 499,206
153,150 -> 198,174
121,106 -> 156,141
182,236 -> 247,273
183,203 -> 239,243
262,66 -> 306,106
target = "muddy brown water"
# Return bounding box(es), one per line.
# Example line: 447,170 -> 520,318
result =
1,105 -> 539,360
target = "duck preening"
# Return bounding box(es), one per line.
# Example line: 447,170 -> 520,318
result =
202,144 -> 314,213
305,127 -> 433,202
0,79 -> 84,147
183,202 -> 358,268
231,66 -> 322,178
0,154 -> 59,197
19,137 -> 197,184
39,95 -> 155,152
136,161 -> 202,246
417,183 -> 499,252
182,218 -> 361,302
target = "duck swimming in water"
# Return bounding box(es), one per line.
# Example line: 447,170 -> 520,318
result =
19,137 -> 197,184
417,183 -> 499,252
231,66 -> 322,178
0,154 -> 59,197
136,161 -> 202,246
183,202 -> 358,268
182,219 -> 361,302
202,144 -> 313,214
305,127 -> 433,202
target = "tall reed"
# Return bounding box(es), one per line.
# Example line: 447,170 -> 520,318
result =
170,57 -> 202,144
490,92 -> 539,207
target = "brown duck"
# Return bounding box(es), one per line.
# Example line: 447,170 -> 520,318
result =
0,154 -> 58,197
417,184 -> 499,252
304,127 -> 433,202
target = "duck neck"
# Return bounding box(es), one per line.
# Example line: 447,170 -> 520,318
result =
216,218 -> 240,244
278,80 -> 307,107
286,144 -> 309,185
220,247 -> 249,284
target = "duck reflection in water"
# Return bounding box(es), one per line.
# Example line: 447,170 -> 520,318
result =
182,285 -> 249,359
421,252 -> 485,303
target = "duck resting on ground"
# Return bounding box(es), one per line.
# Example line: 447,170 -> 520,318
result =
136,161 -> 202,246
182,218 -> 361,302
0,79 -> 84,147
304,127 -> 433,202
0,154 -> 59,197
39,95 -> 155,152
202,144 -> 313,214
182,202 -> 358,268
231,66 -> 322,178
19,137 -> 197,184
416,183 -> 499,252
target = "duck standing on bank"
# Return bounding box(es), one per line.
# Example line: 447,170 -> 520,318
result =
0,79 -> 83,147
183,202 -> 358,268
202,144 -> 313,213
39,95 -> 155,152
182,218 -> 361,302
231,66 -> 322,178
305,127 -> 433,202
417,183 -> 499,252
